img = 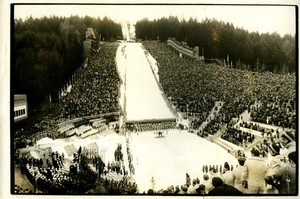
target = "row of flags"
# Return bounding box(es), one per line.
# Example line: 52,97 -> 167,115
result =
49,65 -> 84,104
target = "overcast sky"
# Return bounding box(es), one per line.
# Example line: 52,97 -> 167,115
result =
14,4 -> 296,36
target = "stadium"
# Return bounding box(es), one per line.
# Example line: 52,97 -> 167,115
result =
12,6 -> 297,196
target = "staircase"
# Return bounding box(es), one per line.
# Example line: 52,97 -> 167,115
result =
198,101 -> 224,133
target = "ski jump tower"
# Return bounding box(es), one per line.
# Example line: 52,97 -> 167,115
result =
122,21 -> 135,41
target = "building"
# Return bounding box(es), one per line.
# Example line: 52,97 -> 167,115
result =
14,94 -> 28,123
85,28 -> 96,39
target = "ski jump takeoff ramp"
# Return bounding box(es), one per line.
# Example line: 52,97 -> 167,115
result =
123,43 -> 176,127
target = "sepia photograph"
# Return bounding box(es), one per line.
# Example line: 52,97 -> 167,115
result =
3,1 -> 298,198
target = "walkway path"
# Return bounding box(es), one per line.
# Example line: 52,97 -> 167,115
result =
198,101 -> 224,133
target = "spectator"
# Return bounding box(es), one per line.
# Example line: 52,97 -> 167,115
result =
196,184 -> 206,195
147,189 -> 154,194
222,162 -> 235,186
209,167 -> 221,179
187,179 -> 198,194
202,173 -> 213,194
279,131 -> 296,159
265,149 -> 296,194
186,173 -> 191,187
232,157 -> 246,193
287,151 -> 297,194
208,177 -> 243,195
174,185 -> 180,194
268,142 -> 284,165
263,175 -> 279,194
178,185 -> 188,194
241,147 -> 268,194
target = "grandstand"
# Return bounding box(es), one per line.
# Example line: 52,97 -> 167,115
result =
167,38 -> 200,61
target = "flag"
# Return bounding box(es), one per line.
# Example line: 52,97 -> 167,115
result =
227,54 -> 229,65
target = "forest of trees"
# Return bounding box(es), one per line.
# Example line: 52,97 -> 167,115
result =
13,15 -> 122,113
135,16 -> 296,73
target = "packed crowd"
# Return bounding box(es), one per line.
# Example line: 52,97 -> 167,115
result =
251,98 -> 296,129
238,121 -> 282,141
141,40 -> 297,195
126,121 -> 176,132
142,41 -> 295,149
102,176 -> 138,194
15,149 -> 97,194
239,121 -> 274,133
60,42 -> 121,119
14,42 -> 122,153
14,114 -> 63,148
202,119 -> 221,136
221,127 -> 255,147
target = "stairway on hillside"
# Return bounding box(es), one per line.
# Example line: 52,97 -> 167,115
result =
198,101 -> 224,133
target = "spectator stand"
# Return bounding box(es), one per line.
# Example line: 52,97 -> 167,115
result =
167,38 -> 201,61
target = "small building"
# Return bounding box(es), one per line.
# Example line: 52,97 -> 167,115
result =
85,28 -> 96,39
14,94 -> 28,123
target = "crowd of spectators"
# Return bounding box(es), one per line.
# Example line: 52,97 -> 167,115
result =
143,40 -> 295,149
202,118 -> 224,136
126,121 -> 176,132
14,41 -> 119,145
221,127 -> 255,147
14,42 -> 121,153
14,114 -> 63,149
251,99 -> 296,129
60,42 -> 121,119
13,41 -> 138,195
102,177 -> 138,194
239,121 -> 279,136
141,40 -> 296,195
15,149 -> 97,194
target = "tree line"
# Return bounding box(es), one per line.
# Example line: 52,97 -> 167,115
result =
13,15 -> 122,114
135,16 -> 296,73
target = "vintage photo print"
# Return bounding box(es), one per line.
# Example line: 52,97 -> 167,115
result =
1,1 -> 298,199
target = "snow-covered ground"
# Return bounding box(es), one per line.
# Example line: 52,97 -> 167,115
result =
130,130 -> 238,193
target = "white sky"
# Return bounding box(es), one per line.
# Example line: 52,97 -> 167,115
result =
14,4 -> 296,36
